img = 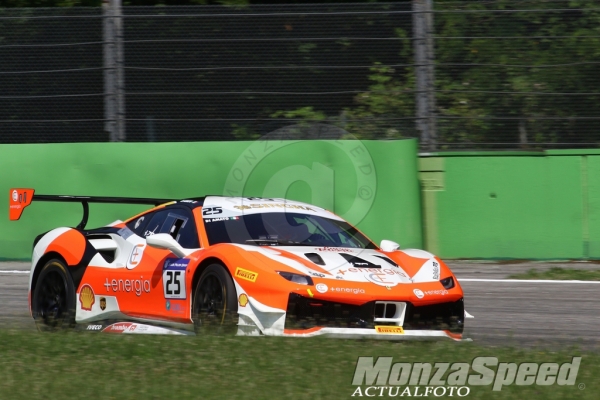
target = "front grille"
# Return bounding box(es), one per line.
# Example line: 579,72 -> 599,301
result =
404,298 -> 464,333
285,293 -> 373,329
284,293 -> 464,333
374,302 -> 397,319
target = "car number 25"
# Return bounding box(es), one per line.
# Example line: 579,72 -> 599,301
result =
163,270 -> 186,299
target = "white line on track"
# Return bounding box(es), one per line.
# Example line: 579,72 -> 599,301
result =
459,278 -> 600,284
1,271 -> 597,284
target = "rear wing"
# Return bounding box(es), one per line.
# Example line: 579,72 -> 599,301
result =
9,188 -> 175,229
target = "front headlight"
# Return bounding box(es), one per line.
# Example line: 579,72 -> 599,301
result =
277,271 -> 314,286
440,276 -> 455,289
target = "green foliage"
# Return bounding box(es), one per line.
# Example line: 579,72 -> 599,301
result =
270,106 -> 327,121
433,0 -> 600,147
340,64 -> 415,139
265,22 -> 417,140
4,0 -> 600,147
0,0 -> 95,6
265,65 -> 414,140
0,0 -> 251,6
269,1 -> 600,146
231,123 -> 261,140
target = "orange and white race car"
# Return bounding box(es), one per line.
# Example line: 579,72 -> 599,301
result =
10,188 -> 465,340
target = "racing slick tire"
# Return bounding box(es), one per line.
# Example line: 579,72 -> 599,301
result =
31,259 -> 76,331
192,264 -> 238,335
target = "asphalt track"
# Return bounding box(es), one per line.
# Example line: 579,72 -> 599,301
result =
1,260 -> 599,349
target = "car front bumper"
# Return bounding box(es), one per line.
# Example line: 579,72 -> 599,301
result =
283,293 -> 465,339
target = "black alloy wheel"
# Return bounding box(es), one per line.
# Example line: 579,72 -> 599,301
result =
31,259 -> 76,331
192,264 -> 238,334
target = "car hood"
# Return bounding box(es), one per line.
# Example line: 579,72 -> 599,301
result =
232,244 -> 442,287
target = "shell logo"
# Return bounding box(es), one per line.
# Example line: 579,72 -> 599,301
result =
238,293 -> 249,307
79,284 -> 96,311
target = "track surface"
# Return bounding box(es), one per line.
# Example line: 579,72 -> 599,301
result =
2,261 -> 599,348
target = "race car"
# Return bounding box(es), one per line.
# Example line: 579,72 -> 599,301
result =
9,188 -> 465,339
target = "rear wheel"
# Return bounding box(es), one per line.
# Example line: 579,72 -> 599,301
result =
31,259 -> 76,331
192,264 -> 238,334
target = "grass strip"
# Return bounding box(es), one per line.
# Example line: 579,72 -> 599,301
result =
0,329 -> 597,399
509,267 -> 600,281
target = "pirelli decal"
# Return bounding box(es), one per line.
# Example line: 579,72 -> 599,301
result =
235,267 -> 258,283
375,326 -> 404,334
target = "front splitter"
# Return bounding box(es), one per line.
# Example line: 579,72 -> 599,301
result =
282,327 -> 469,341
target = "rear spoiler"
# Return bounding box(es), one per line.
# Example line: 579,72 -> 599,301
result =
9,188 -> 175,229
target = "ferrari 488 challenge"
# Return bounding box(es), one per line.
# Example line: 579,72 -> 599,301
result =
9,188 -> 465,340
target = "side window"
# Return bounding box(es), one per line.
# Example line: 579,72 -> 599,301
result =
159,209 -> 200,249
126,213 -> 153,237
142,210 -> 171,238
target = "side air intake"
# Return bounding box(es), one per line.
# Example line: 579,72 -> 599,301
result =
339,253 -> 380,268
304,253 -> 326,265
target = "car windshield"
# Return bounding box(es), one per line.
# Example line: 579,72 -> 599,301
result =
204,212 -> 376,249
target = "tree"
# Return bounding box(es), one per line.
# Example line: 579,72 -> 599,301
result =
269,0 -> 600,148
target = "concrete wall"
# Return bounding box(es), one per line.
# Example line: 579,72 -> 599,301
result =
420,150 -> 600,259
1,140 -> 422,260
7,141 -> 596,260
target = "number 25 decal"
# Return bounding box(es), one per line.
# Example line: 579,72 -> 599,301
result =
163,269 -> 186,299
203,207 -> 223,216
165,271 -> 181,295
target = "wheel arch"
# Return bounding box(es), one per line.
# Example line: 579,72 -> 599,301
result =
31,252 -> 69,295
191,256 -> 232,297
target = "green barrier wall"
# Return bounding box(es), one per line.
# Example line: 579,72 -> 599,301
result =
0,140 -> 422,260
420,150 -> 600,259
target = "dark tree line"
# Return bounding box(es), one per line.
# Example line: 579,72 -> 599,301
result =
2,0 -> 599,148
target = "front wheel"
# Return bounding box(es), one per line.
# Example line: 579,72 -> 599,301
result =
192,264 -> 238,334
31,259 -> 76,331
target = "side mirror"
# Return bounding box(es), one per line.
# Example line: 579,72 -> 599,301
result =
147,233 -> 188,258
380,239 -> 400,252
